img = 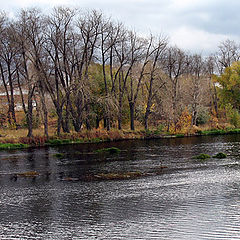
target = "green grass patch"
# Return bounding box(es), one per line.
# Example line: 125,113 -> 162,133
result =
199,129 -> 226,135
193,153 -> 211,160
90,138 -> 102,143
198,128 -> 240,136
227,129 -> 240,134
62,139 -> 72,144
0,143 -> 29,150
95,147 -> 121,154
74,139 -> 85,143
213,152 -> 227,159
45,139 -> 63,145
175,134 -> 185,138
54,153 -> 65,158
45,139 -> 73,146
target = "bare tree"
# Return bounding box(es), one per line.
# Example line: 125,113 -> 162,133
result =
98,16 -> 126,130
215,39 -> 240,74
186,54 -> 207,126
43,7 -> 77,135
0,17 -> 18,127
143,36 -> 167,130
163,46 -> 187,130
206,55 -> 219,117
13,9 -> 49,137
115,31 -> 144,130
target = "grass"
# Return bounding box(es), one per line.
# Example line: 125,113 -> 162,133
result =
193,152 -> 227,160
213,152 -> 227,159
54,153 -> 65,158
175,134 -> 185,138
45,139 -> 73,146
0,143 -> 29,150
95,147 -> 121,154
0,128 -> 55,140
197,128 -> 240,136
1,122 -> 240,149
193,153 -> 211,160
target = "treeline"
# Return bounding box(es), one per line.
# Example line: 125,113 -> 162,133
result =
0,7 -> 239,137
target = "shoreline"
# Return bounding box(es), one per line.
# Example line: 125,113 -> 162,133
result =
1,128 -> 240,150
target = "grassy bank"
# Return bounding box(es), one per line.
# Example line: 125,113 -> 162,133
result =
196,128 -> 240,135
1,127 -> 240,149
0,143 -> 29,150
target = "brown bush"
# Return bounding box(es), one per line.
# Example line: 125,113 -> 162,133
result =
19,136 -> 47,146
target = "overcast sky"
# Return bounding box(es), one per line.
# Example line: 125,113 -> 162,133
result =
1,0 -> 239,55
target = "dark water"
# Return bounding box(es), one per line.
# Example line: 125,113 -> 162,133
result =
1,135 -> 240,239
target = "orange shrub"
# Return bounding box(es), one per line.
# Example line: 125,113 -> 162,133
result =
174,108 -> 192,134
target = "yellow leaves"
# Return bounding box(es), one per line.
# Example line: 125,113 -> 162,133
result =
212,74 -> 219,83
169,108 -> 192,134
217,61 -> 240,109
150,103 -> 155,112
209,115 -> 219,129
219,61 -> 240,89
176,109 -> 192,131
143,103 -> 155,114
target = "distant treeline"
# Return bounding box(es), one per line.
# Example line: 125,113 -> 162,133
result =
0,7 -> 238,137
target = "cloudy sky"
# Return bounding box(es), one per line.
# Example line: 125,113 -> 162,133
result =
1,0 -> 239,54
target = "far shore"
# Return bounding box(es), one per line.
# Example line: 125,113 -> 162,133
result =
0,127 -> 240,150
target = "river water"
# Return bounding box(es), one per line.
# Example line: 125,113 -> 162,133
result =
0,135 -> 240,239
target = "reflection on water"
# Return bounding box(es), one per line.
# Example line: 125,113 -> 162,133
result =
1,135 -> 240,239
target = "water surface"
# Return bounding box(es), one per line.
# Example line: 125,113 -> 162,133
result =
0,135 -> 240,239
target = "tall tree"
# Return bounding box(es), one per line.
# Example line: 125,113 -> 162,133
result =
215,39 -> 240,74
187,54 -> 207,126
163,46 -> 187,130
143,36 -> 167,130
216,61 -> 240,110
0,17 -> 18,127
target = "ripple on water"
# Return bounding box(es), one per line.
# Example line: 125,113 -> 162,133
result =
1,135 -> 240,239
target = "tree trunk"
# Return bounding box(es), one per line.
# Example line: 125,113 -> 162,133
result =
106,118 -> 110,131
72,120 -> 82,132
144,109 -> 150,130
104,118 -> 107,128
213,85 -> 218,118
96,116 -> 100,129
129,102 -> 135,131
85,104 -> 91,130
118,113 -> 122,130
64,96 -> 70,133
86,119 -> 91,130
27,97 -> 33,138
191,110 -> 197,126
118,97 -> 123,130
43,105 -> 49,138
34,95 -> 40,128
56,107 -> 62,137
40,92 -> 48,138
8,66 -> 17,129
9,88 -> 17,129
0,63 -> 11,125
104,117 -> 110,131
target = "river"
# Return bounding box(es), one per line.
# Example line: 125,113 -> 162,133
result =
0,135 -> 240,239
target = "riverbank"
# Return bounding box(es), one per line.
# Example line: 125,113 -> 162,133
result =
1,127 -> 240,150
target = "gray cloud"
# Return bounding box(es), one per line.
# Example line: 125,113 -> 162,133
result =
169,0 -> 240,35
1,0 -> 240,54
